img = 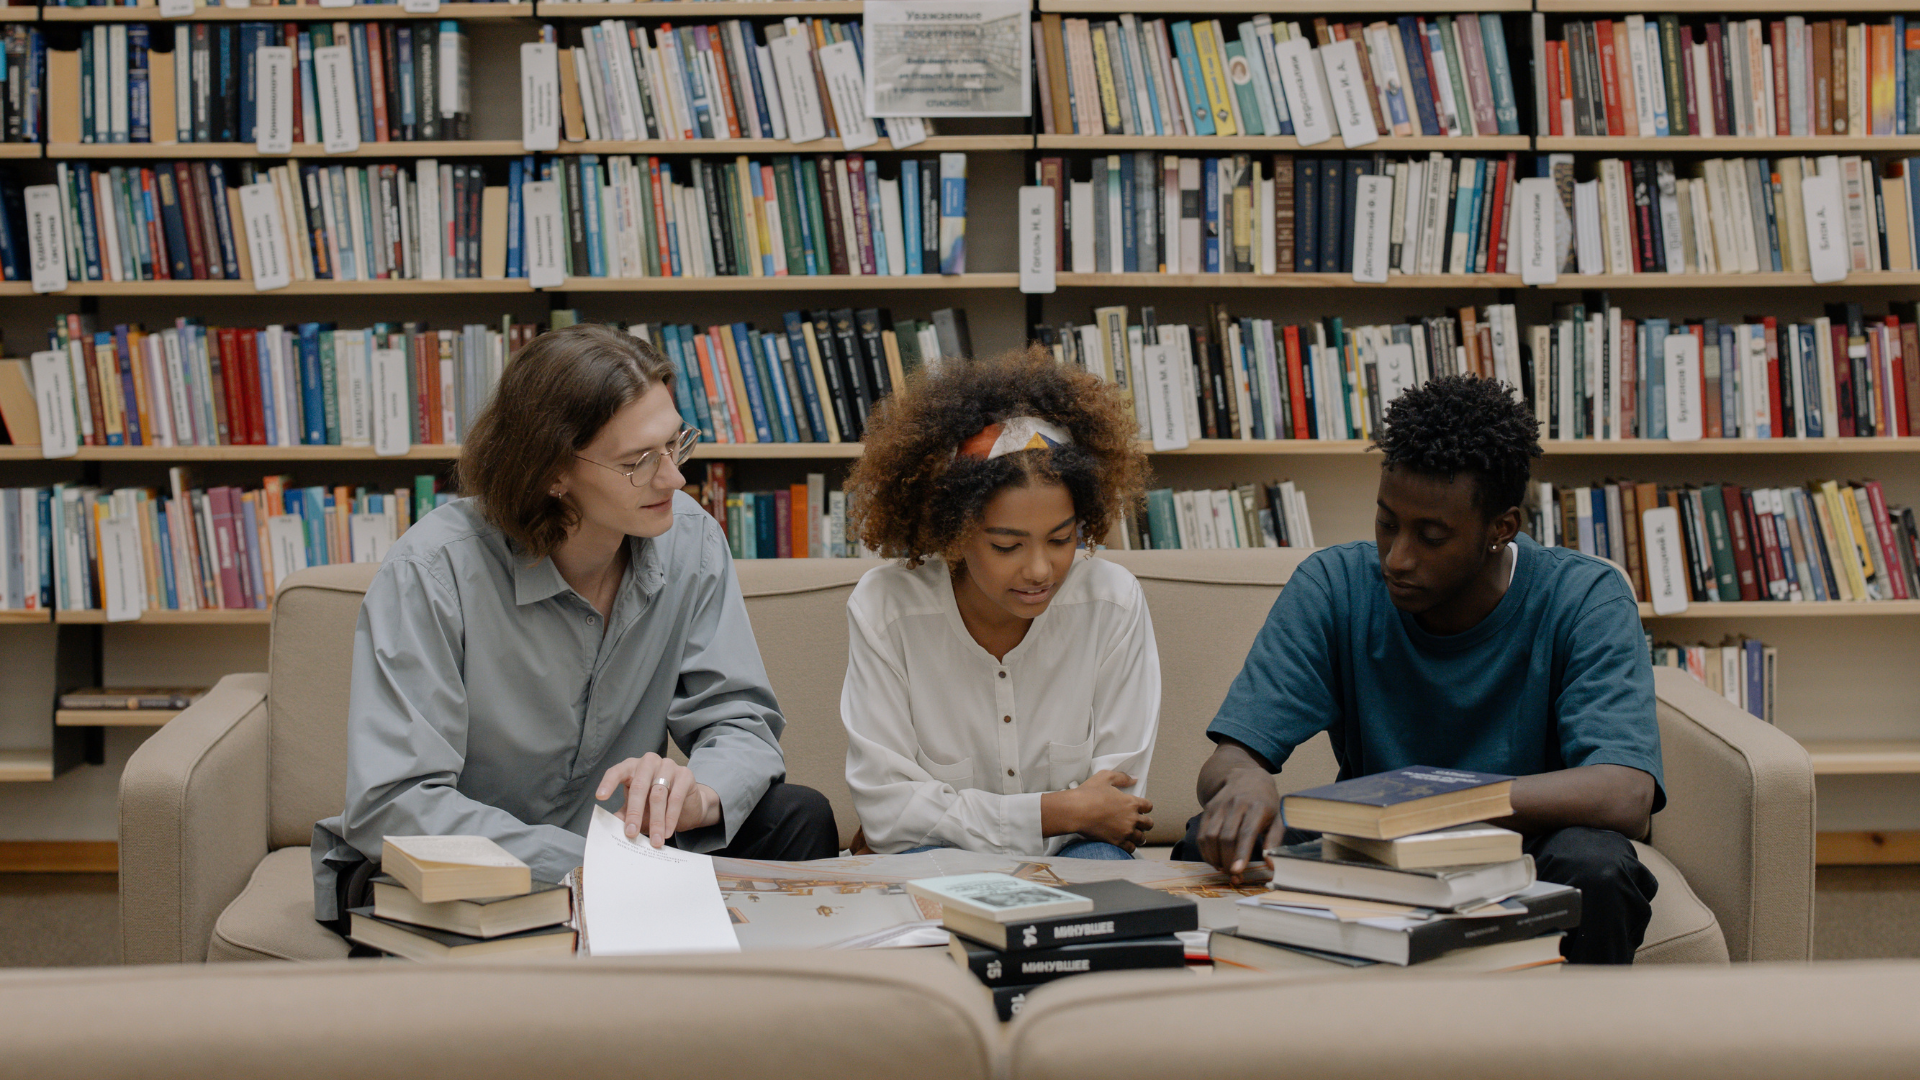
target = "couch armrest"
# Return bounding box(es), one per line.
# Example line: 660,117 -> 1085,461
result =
1647,667 -> 1815,963
119,673 -> 271,965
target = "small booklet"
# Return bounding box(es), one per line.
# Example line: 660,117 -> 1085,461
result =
381,835 -> 532,904
905,873 -> 1094,923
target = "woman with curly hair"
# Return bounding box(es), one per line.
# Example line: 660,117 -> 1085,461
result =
838,345 -> 1160,859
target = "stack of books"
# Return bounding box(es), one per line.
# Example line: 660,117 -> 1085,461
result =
347,836 -> 575,962
907,873 -> 1198,1021
1211,768 -> 1580,976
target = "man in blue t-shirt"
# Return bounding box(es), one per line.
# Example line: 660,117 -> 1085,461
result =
1175,375 -> 1662,964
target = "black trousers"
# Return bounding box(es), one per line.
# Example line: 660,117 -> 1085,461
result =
330,780 -> 838,946
1171,815 -> 1657,965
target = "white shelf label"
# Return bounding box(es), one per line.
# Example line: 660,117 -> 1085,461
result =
1663,333 -> 1703,441
1272,36 -> 1331,147
1350,173 -> 1390,283
29,350 -> 77,459
523,180 -> 565,289
1642,506 -> 1690,615
313,45 -> 361,154
1517,177 -> 1558,285
520,42 -> 560,151
1320,40 -> 1378,148
1018,186 -> 1055,294
256,46 -> 294,154
239,181 -> 291,292
24,184 -> 68,294
371,346 -> 412,457
99,516 -> 144,622
268,514 -> 309,587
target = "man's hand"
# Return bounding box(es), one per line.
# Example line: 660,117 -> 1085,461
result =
1195,766 -> 1284,882
1043,770 -> 1153,851
596,753 -> 721,847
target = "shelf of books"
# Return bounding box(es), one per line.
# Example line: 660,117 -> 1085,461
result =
53,610 -> 274,625
1035,136 -> 1532,152
1038,0 -> 1531,14
1537,0 -> 1919,12
560,137 -> 1033,155
536,1 -> 869,17
0,144 -> 39,160
38,3 -> 534,22
1640,601 -> 1920,618
42,142 -> 536,161
54,710 -> 179,728
1539,138 -> 1920,153
1803,740 -> 1920,776
0,610 -> 51,625
0,752 -> 55,784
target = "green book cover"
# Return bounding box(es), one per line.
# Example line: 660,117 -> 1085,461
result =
725,163 -> 753,276
1699,485 -> 1743,601
414,475 -> 435,522
1223,41 -> 1264,137
1657,15 -> 1688,136
1146,488 -> 1178,549
771,156 -> 807,276
319,329 -> 341,446
895,319 -> 924,375
798,157 -> 829,276
1438,17 -> 1473,136
726,497 -> 744,559
639,162 -> 660,278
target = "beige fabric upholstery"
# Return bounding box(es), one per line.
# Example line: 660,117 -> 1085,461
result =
119,552 -> 1810,966
0,952 -> 996,1080
1007,963 -> 1920,1080
209,848 -> 351,963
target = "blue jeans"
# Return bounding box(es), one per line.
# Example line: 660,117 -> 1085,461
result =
900,839 -> 1133,861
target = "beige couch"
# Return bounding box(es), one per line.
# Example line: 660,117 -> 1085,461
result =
120,550 -> 1815,965
6,955 -> 1920,1079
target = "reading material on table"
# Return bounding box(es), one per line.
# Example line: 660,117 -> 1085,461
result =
582,806 -> 740,956
381,835 -> 532,903
904,872 -> 1095,922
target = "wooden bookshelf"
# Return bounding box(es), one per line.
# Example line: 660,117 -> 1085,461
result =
1538,136 -> 1920,153
40,2 -> 532,21
1546,271 -> 1920,289
0,751 -> 54,784
54,609 -> 273,625
1040,0 -> 1529,12
0,278 -> 535,297
44,140 -> 530,160
1638,600 -> 1920,618
1054,272 -> 1524,288
0,444 -> 464,462
0,610 -> 51,624
1538,438 -> 1920,455
55,710 -> 180,728
1540,0 -> 1920,11
1803,741 -> 1920,776
1817,830 -> 1920,864
1036,134 -> 1530,152
560,136 -> 1032,155
535,0 -> 865,15
554,273 -> 1021,291
0,143 -> 39,159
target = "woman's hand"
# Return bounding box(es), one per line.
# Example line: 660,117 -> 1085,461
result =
1047,770 -> 1154,851
596,753 -> 721,847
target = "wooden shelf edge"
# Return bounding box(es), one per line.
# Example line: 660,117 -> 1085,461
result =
1539,135 -> 1920,153
562,135 -> 1029,154
45,140 -> 528,160
1054,272 -> 1523,288
1639,600 -> 1920,617
55,710 -> 179,728
1036,134 -> 1528,152
0,841 -> 116,871
0,143 -> 39,159
0,610 -> 52,624
20,279 -> 535,296
1804,741 -> 1920,776
0,752 -> 55,784
1545,0 -> 1918,11
1545,271 -> 1920,289
1816,831 -> 1920,866
538,0 -> 867,15
553,273 -> 1019,291
54,609 -> 273,625
1041,0 -> 1528,11
41,3 -> 531,21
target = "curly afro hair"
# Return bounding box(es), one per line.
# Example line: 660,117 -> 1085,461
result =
845,345 -> 1150,570
1372,375 -> 1542,518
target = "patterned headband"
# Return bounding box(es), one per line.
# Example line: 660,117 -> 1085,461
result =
954,416 -> 1075,461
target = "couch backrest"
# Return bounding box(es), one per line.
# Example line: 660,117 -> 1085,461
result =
266,550 -> 1341,851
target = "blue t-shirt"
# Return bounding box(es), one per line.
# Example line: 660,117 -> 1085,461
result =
1208,533 -> 1665,812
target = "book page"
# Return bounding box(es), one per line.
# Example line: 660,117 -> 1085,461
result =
583,807 -> 740,955
384,835 -> 526,869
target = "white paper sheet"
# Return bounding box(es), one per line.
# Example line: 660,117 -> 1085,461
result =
583,806 -> 740,956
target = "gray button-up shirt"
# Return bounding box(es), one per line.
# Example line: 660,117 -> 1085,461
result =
312,492 -> 786,920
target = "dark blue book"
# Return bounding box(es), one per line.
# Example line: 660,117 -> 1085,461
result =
113,326 -> 142,445
505,157 -> 525,278
1397,18 -> 1440,137
749,328 -> 795,442
129,24 -> 151,143
1295,159 -> 1319,272
1317,159 -> 1342,275
214,24 -> 235,143
72,163 -> 102,281
1590,486 -> 1610,563
297,322 -> 327,444
755,491 -> 777,557
206,162 -> 240,279
1202,157 -> 1218,272
1119,152 -> 1137,272
653,325 -> 699,432
780,311 -> 829,440
730,322 -> 775,443
350,22 -> 375,143
1280,767 -> 1515,839
237,22 -> 259,145
1340,158 -> 1370,274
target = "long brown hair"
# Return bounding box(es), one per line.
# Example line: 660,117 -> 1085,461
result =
458,323 -> 676,560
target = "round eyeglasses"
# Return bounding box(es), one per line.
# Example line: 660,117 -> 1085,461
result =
575,427 -> 702,488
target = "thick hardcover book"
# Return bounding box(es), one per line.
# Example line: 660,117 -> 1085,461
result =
1280,766 -> 1514,840
943,879 -> 1198,953
1268,839 -> 1534,909
949,933 -> 1184,987
1210,927 -> 1566,974
1699,484 -> 1743,601
348,908 -> 574,961
1234,879 -> 1580,966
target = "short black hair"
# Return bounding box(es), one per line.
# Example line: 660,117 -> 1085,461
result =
1372,375 -> 1542,518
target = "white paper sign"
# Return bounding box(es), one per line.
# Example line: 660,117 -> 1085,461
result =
583,806 -> 741,956
818,41 -> 879,150
1663,333 -> 1703,441
313,45 -> 361,154
1642,506 -> 1689,615
769,33 -> 827,144
255,46 -> 293,153
24,185 -> 68,293
863,0 -> 1030,117
1320,40 -> 1378,147
1517,177 -> 1558,285
319,0 -> 352,9
402,0 -> 439,11
238,181 -> 291,291
1018,186 -> 1055,294
267,514 -> 308,588
349,513 -> 393,563
1802,167 -> 1848,284
1145,343 -> 1190,451
159,0 -> 196,17
523,180 -> 565,289
1374,342 -> 1417,408
1272,37 -> 1332,146
29,350 -> 77,458
520,42 -> 560,152
887,116 -> 929,148
1350,174 -> 1391,283
99,516 -> 144,622
368,346 -> 410,456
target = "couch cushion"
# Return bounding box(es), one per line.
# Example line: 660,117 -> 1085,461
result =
1635,840 -> 1729,963
208,847 -> 351,963
268,563 -> 378,850
0,951 -> 997,1080
1006,962 -> 1920,1080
